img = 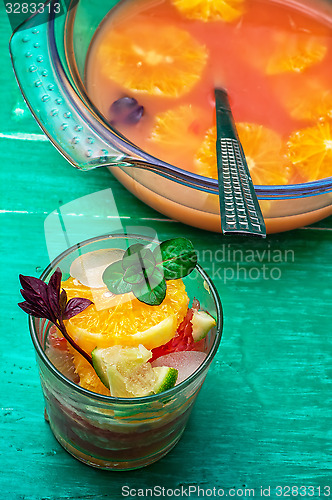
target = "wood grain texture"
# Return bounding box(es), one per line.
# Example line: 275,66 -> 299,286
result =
1,8 -> 331,500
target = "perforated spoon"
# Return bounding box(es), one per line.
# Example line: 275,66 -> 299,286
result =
215,88 -> 266,237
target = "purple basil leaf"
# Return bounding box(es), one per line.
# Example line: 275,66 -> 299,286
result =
47,285 -> 60,320
63,297 -> 93,320
18,301 -> 50,319
20,288 -> 41,304
59,289 -> 67,313
19,274 -> 48,299
19,274 -> 55,319
20,289 -> 52,318
49,268 -> 62,297
46,268 -> 62,318
48,270 -> 61,308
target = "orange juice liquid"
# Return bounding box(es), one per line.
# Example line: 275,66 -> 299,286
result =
85,0 -> 332,185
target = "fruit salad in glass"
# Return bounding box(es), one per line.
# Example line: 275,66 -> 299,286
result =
20,235 -> 222,470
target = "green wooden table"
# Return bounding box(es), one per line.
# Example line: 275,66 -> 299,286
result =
1,7 -> 331,500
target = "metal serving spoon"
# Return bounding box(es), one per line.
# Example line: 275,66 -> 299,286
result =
215,88 -> 266,237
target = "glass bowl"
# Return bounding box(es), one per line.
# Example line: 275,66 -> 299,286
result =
28,233 -> 223,470
9,0 -> 332,233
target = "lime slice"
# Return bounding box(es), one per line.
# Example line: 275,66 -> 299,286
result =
152,366 -> 179,394
92,344 -> 151,388
107,363 -> 178,397
191,310 -> 216,342
92,345 -> 178,397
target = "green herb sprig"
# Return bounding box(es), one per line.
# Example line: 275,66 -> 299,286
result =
102,237 -> 197,306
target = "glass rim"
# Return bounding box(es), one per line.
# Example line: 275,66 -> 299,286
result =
28,233 -> 223,405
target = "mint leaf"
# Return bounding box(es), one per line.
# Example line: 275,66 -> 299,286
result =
102,238 -> 197,306
123,264 -> 145,285
102,260 -> 133,294
132,267 -> 164,294
123,243 -> 146,260
132,279 -> 167,306
156,238 -> 197,280
122,244 -> 155,270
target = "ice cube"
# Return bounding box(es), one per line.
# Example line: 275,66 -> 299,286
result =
70,248 -> 125,288
151,351 -> 207,384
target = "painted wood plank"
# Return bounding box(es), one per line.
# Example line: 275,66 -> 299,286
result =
1,9 -> 331,500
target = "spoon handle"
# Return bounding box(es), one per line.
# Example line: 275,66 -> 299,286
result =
215,88 -> 266,237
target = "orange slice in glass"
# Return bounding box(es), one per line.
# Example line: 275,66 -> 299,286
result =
287,121 -> 332,181
194,123 -> 292,185
172,0 -> 245,23
62,277 -> 189,354
97,23 -> 208,97
70,347 -> 111,396
61,277 -> 189,394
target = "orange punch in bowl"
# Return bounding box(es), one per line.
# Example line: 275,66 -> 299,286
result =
10,0 -> 332,233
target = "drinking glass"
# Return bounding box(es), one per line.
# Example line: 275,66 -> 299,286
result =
29,234 -> 223,470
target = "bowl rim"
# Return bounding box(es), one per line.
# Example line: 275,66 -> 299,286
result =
63,0 -> 332,199
12,0 -> 332,200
